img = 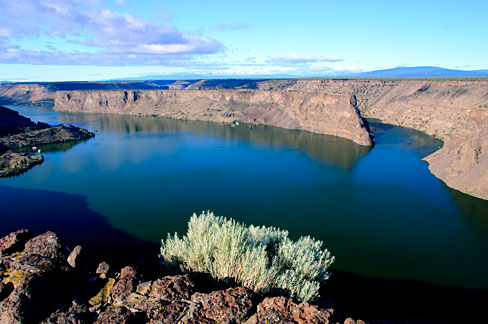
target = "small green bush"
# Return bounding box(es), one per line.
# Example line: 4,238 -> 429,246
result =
160,211 -> 334,302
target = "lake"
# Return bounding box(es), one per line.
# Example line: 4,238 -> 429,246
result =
1,105 -> 488,299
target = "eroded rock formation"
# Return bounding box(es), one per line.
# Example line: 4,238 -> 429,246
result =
1,79 -> 487,199
52,90 -> 374,146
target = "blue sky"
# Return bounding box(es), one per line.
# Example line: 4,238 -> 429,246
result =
0,0 -> 487,81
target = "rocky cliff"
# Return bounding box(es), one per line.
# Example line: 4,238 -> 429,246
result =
0,229 -> 363,324
361,80 -> 488,200
53,89 -> 374,146
2,79 -> 487,199
0,83 -> 55,106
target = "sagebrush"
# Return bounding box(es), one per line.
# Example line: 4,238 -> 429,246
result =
160,211 -> 334,302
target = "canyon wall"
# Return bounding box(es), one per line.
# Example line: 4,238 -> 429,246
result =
1,79 -> 487,199
52,89 -> 374,146
362,81 -> 488,200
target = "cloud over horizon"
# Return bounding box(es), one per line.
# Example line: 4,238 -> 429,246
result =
0,0 -> 222,65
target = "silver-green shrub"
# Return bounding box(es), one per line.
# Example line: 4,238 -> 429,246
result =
160,211 -> 334,302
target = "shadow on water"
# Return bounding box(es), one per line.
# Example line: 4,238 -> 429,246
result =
450,188 -> 488,236
1,184 -> 486,323
0,185 -> 160,274
62,113 -> 372,170
324,270 -> 488,324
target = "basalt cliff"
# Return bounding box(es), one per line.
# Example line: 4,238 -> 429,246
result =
52,90 -> 374,146
1,79 -> 487,199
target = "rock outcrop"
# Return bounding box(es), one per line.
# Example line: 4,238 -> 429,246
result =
0,83 -> 55,106
52,90 -> 374,146
361,81 -> 488,200
0,229 -> 358,324
0,105 -> 95,177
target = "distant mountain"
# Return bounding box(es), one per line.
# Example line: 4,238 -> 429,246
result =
108,67 -> 488,81
348,66 -> 488,78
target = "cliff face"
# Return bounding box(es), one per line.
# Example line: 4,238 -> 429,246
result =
0,83 -> 55,106
2,79 -> 488,199
361,81 -> 488,199
53,90 -> 374,146
253,79 -> 488,200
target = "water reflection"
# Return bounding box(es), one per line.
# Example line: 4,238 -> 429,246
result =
3,105 -> 488,293
61,113 -> 371,170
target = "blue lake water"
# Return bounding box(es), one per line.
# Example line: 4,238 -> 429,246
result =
1,105 -> 488,293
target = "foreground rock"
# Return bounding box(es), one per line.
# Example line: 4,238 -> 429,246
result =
245,296 -> 333,324
0,105 -> 95,178
0,229 -> 363,324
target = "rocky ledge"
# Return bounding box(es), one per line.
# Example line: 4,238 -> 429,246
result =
0,229 -> 365,324
0,105 -> 94,177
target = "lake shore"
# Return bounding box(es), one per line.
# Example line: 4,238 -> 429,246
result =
0,105 -> 94,178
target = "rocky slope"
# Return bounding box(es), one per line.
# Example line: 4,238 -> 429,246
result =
53,89 -> 374,146
254,79 -> 488,199
0,83 -> 55,106
0,105 -> 95,177
1,79 -> 487,199
361,81 -> 488,200
0,229 -> 364,324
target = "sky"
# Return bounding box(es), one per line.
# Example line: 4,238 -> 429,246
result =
0,0 -> 487,81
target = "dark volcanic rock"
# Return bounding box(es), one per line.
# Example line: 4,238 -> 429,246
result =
0,282 -> 14,303
111,266 -> 138,304
191,287 -> 255,324
0,230 -> 75,324
254,296 -> 332,324
0,273 -> 73,324
94,305 -> 147,324
40,300 -> 93,324
0,229 -> 354,324
150,300 -> 194,324
343,319 -> 366,324
0,229 -> 34,256
3,253 -> 70,275
149,274 -> 195,302
96,262 -> 110,278
67,245 -> 82,268
24,231 -> 68,260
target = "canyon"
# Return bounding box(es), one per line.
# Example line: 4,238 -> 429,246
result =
1,79 -> 487,199
53,90 -> 374,146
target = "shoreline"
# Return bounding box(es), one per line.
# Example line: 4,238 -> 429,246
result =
2,79 -> 486,199
0,105 -> 95,178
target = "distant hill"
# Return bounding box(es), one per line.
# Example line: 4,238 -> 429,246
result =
347,66 -> 488,78
0,105 -> 48,137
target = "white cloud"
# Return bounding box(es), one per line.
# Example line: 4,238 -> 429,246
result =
0,0 -> 222,65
